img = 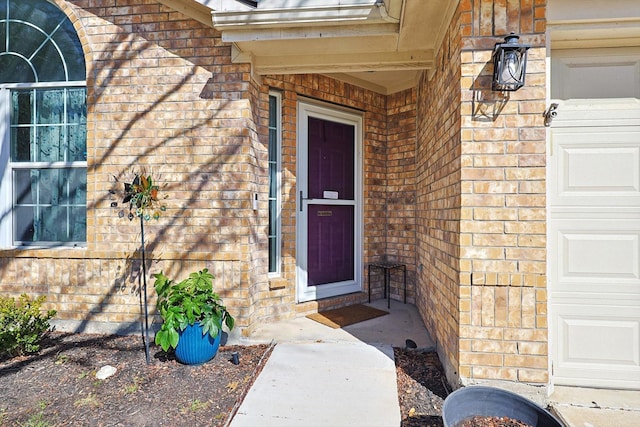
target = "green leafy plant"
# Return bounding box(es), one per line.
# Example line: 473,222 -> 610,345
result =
154,269 -> 235,352
123,376 -> 143,395
0,294 -> 56,358
181,399 -> 210,414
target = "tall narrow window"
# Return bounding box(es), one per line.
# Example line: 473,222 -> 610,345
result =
0,0 -> 87,247
268,92 -> 281,275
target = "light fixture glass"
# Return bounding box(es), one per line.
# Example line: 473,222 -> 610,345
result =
492,33 -> 530,91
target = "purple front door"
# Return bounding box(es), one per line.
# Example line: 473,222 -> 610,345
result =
306,117 -> 355,286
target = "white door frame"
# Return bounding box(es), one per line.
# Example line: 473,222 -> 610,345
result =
296,99 -> 363,303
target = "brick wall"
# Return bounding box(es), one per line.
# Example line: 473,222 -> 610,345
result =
0,0 -> 258,334
415,0 -> 548,387
385,90 -> 417,302
458,0 -> 548,385
458,0 -> 548,384
415,6 -> 463,387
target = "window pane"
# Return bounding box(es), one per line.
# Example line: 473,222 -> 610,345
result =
8,22 -> 47,59
268,200 -> 277,235
268,237 -> 277,273
12,167 -> 86,244
11,127 -> 32,161
0,55 -> 35,84
1,0 -> 86,84
65,168 -> 87,205
0,22 -> 5,52
11,91 -> 33,125
68,124 -> 87,161
37,169 -> 58,205
267,94 -> 280,274
39,205 -> 65,241
269,162 -> 276,197
11,0 -> 66,34
269,129 -> 277,160
70,207 -> 86,241
67,88 -> 88,161
68,88 -> 87,124
14,169 -> 33,204
32,42 -> 67,82
37,126 -> 64,162
268,96 -> 277,127
14,206 -> 35,241
37,89 -> 65,124
52,25 -> 87,81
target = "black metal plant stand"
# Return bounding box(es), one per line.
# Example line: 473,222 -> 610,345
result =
140,216 -> 150,365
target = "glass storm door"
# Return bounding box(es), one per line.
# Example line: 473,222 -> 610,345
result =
297,102 -> 362,302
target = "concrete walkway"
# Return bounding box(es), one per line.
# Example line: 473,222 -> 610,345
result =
227,299 -> 434,427
230,341 -> 400,427
226,299 -> 640,427
549,385 -> 640,427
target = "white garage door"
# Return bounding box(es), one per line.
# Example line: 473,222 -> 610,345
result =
549,49 -> 640,389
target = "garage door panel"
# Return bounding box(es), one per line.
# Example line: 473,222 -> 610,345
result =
553,305 -> 640,387
550,128 -> 640,206
564,146 -> 639,191
561,232 -> 639,280
550,220 -> 640,295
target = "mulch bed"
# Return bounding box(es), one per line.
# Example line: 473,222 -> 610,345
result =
395,347 -> 451,427
0,332 -> 452,426
458,416 -> 534,427
0,333 -> 272,427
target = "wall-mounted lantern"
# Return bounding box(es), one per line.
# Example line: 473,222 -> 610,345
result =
492,33 -> 530,91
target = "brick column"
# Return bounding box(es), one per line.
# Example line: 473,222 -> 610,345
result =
458,0 -> 548,384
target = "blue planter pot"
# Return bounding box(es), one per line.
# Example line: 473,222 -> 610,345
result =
442,386 -> 562,427
174,323 -> 222,365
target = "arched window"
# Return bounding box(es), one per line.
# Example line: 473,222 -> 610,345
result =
0,0 -> 87,247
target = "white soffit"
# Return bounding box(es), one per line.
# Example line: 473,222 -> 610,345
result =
548,0 -> 640,49
159,0 -> 458,94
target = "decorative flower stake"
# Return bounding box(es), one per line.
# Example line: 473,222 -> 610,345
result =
114,172 -> 167,364
122,174 -> 167,221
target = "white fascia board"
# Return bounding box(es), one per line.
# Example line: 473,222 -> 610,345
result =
547,0 -> 640,24
548,20 -> 640,49
212,1 -> 396,29
209,0 -> 380,12
221,22 -> 398,42
252,49 -> 433,74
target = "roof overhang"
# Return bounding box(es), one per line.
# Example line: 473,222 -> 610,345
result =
547,0 -> 640,49
158,0 -> 458,94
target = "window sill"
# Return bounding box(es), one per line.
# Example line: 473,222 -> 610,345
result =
268,277 -> 288,291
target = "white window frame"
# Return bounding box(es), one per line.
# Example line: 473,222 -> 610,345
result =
268,90 -> 282,276
0,81 -> 87,248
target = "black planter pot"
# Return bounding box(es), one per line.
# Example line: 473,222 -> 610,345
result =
442,386 -> 563,427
